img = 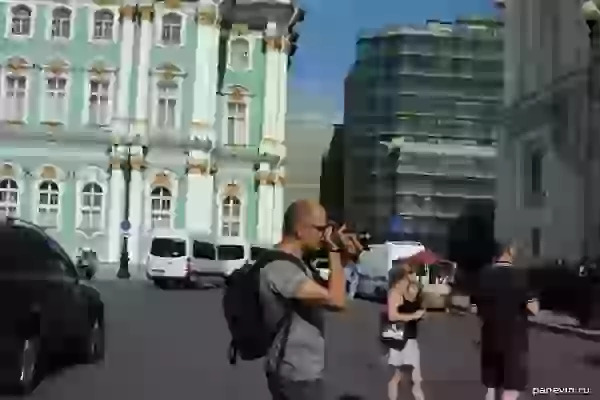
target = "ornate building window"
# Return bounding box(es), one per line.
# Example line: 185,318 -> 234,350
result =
225,87 -> 249,145
10,5 -> 32,37
51,7 -> 72,39
3,74 -> 28,122
37,180 -> 60,228
0,178 -> 18,217
221,196 -> 241,237
151,186 -> 172,228
229,38 -> 250,71
80,183 -> 103,230
44,72 -> 68,123
88,78 -> 111,126
156,80 -> 179,129
92,10 -> 114,40
161,13 -> 182,45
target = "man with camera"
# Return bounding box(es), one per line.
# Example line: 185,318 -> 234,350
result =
259,199 -> 351,400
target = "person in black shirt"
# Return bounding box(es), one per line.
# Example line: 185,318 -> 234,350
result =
473,242 -> 539,400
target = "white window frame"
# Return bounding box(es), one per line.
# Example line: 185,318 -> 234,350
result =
86,74 -> 114,126
227,37 -> 253,71
152,76 -> 183,130
150,186 -> 174,229
41,71 -> 70,124
222,87 -> 250,146
0,69 -> 30,123
48,6 -> 74,41
6,4 -> 36,39
36,180 -> 61,229
0,178 -> 20,217
156,11 -> 186,47
90,8 -> 116,42
79,182 -> 105,231
220,195 -> 243,237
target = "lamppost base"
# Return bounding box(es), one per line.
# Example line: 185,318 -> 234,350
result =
116,268 -> 131,279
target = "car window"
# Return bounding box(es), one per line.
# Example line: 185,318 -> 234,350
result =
0,227 -> 29,273
250,246 -> 266,261
150,238 -> 187,258
217,245 -> 245,260
193,241 -> 216,260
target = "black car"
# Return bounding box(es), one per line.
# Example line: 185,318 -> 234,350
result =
0,218 -> 105,394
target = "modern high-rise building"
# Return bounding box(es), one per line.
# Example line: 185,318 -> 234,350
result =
320,124 -> 346,222
342,17 -> 503,251
0,0 -> 303,269
496,0 -> 600,260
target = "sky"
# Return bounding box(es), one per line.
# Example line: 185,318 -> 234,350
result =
289,0 -> 497,117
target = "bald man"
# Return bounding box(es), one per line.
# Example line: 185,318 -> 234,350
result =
259,200 -> 347,400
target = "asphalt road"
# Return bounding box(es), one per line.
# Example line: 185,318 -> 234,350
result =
4,281 -> 599,400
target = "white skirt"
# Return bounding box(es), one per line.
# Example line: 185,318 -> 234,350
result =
388,339 -> 421,368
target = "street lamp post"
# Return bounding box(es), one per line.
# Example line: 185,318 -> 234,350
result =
580,0 -> 600,328
117,145 -> 133,279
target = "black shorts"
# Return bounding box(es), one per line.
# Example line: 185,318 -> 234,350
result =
266,374 -> 324,400
480,347 -> 528,391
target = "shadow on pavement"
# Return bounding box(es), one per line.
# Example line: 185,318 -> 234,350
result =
582,354 -> 600,368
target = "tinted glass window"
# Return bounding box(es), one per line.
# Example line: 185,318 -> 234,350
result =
217,245 -> 245,260
193,241 -> 216,260
250,246 -> 266,260
150,238 -> 186,257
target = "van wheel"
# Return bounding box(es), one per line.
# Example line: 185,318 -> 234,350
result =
13,336 -> 40,395
153,280 -> 167,289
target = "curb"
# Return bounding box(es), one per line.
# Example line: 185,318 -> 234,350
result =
450,304 -> 600,341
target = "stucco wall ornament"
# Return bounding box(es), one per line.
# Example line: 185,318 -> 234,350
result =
197,7 -> 219,25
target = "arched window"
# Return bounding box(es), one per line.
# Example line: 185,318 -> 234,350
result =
0,179 -> 18,217
221,196 -> 241,237
161,13 -> 182,45
44,71 -> 68,123
81,183 -> 103,230
51,7 -> 71,39
93,10 -> 114,40
229,38 -> 250,70
151,186 -> 172,228
38,180 -> 60,227
11,5 -> 32,36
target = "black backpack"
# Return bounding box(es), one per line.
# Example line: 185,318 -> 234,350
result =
223,250 -> 306,365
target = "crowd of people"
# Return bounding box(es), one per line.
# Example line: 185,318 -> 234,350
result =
223,199 -> 540,400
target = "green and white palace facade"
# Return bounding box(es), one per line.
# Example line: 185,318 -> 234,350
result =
0,0 -> 303,265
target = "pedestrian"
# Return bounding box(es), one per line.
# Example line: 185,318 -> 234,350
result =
259,200 -> 348,400
473,241 -> 540,400
385,250 -> 435,400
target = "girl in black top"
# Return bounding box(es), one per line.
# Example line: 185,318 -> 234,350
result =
386,260 -> 426,400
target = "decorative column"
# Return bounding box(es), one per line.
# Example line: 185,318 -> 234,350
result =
185,158 -> 213,233
113,5 -> 135,135
128,155 -> 145,265
133,6 -> 153,137
108,157 -> 125,263
270,167 -> 285,243
276,37 -> 290,143
186,5 -> 220,234
256,163 -> 274,244
262,22 -> 281,142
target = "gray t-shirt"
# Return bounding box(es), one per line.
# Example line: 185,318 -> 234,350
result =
259,258 -> 325,381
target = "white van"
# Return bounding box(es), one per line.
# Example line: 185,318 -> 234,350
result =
356,241 -> 425,300
191,235 -> 249,277
145,229 -> 196,289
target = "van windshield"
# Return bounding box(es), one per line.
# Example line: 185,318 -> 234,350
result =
150,238 -> 186,258
217,245 -> 245,260
250,246 -> 267,261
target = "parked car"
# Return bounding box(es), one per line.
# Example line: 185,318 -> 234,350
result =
0,217 -> 105,395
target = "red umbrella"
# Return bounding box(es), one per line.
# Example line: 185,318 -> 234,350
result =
406,248 -> 441,265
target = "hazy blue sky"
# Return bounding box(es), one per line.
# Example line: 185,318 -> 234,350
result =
289,0 -> 496,115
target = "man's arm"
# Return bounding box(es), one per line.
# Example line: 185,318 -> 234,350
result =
264,254 -> 346,311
